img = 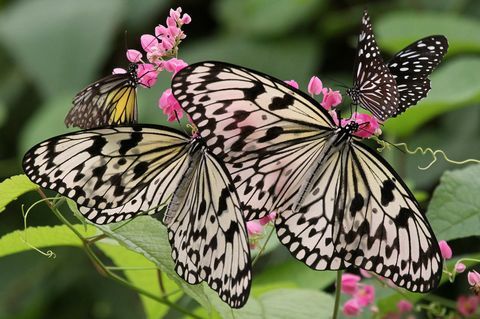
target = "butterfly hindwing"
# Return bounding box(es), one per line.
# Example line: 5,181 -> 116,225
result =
172,61 -> 335,220
65,69 -> 138,129
349,10 -> 399,121
23,125 -> 190,223
166,148 -> 251,308
387,35 -> 448,117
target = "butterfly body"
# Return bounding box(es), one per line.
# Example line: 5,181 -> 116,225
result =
173,61 -> 442,292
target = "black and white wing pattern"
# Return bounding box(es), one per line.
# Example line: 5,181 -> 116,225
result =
166,147 -> 251,308
173,61 -> 442,292
172,61 -> 336,220
23,125 -> 190,223
347,10 -> 399,121
276,139 -> 442,291
65,65 -> 138,129
387,36 -> 448,117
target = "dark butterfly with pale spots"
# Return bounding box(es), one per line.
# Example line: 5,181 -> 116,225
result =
347,10 -> 448,121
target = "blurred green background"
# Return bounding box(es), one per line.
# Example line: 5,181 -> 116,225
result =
0,0 -> 479,318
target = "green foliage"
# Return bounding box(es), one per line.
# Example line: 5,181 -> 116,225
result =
0,174 -> 38,213
429,164 -> 480,241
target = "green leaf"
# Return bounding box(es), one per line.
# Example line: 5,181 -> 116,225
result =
0,0 -> 126,98
377,12 -> 480,55
215,0 -> 325,38
383,57 -> 480,137
0,225 -> 97,258
0,175 -> 39,213
428,164 -> 480,241
97,217 -> 213,312
97,243 -> 180,319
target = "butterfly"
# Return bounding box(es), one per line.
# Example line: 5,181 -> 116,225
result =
172,61 -> 443,292
347,10 -> 448,121
65,63 -> 139,129
22,125 -> 251,308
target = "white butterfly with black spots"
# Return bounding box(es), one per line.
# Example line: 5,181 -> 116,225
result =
23,125 -> 251,308
172,61 -> 442,292
347,10 -> 448,121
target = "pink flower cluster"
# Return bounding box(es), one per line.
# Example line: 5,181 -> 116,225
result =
457,295 -> 480,316
287,76 -> 381,138
246,212 -> 277,248
121,7 -> 191,122
341,273 -> 376,316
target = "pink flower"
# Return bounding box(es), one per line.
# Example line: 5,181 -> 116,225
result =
355,285 -> 375,307
259,212 -> 277,226
342,112 -> 380,138
456,262 -> 466,273
341,273 -> 361,295
438,240 -> 452,260
284,80 -> 299,89
181,14 -> 192,24
360,269 -> 372,278
137,64 -> 158,87
468,270 -> 480,286
163,58 -> 188,75
126,49 -> 142,63
158,88 -> 183,122
397,300 -> 413,313
246,221 -> 264,236
307,76 -> 323,95
343,298 -> 361,317
112,68 -> 127,74
321,88 -> 342,110
457,295 -> 479,317
140,34 -> 159,53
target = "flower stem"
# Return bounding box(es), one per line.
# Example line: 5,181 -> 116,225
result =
332,270 -> 343,319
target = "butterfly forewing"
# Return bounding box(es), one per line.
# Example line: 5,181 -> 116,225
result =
172,61 -> 335,219
387,35 -> 448,117
350,10 -> 399,121
166,147 -> 251,308
23,126 -> 190,218
65,71 -> 138,129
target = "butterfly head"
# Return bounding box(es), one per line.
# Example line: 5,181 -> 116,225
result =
342,120 -> 360,136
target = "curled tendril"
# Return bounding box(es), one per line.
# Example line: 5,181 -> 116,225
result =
21,202 -> 57,259
186,123 -> 198,136
373,137 -> 480,170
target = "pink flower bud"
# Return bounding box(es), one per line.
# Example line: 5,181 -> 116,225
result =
126,49 -> 142,63
246,221 -> 264,236
155,25 -> 168,37
341,273 -> 361,295
342,112 -> 380,138
140,34 -> 158,52
158,88 -> 183,122
343,298 -> 361,317
166,16 -> 177,27
355,285 -> 375,307
439,240 -> 453,260
468,270 -> 480,286
397,300 -> 413,313
284,80 -> 299,89
169,8 -> 181,20
456,263 -> 466,273
112,68 -> 127,74
163,58 -> 188,76
181,13 -> 192,24
307,76 -> 323,95
321,88 -> 342,110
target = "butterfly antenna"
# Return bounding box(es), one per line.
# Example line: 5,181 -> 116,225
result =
324,76 -> 350,90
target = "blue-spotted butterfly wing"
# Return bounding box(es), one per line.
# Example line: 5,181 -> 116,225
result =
349,10 -> 399,121
166,149 -> 251,308
65,66 -> 138,129
172,61 -> 442,291
23,125 -> 252,308
387,35 -> 448,117
172,61 -> 336,220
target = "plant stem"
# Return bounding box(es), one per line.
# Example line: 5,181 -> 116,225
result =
332,270 -> 343,319
252,225 -> 275,266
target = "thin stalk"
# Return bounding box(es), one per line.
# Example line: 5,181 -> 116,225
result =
252,226 -> 275,266
332,270 -> 343,319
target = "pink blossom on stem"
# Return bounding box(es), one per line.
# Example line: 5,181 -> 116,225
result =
259,212 -> 277,226
137,64 -> 158,87
468,270 -> 480,286
141,34 -> 159,52
456,262 -> 466,273
397,299 -> 413,313
438,240 -> 452,260
112,68 -> 127,75
126,49 -> 142,63
341,273 -> 361,295
342,112 -> 380,138
284,80 -> 299,89
343,298 -> 361,317
355,285 -> 375,307
320,88 -> 342,110
307,76 -> 323,95
163,58 -> 188,75
457,295 -> 479,317
246,221 -> 264,236
158,88 -> 183,122
181,14 -> 192,24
